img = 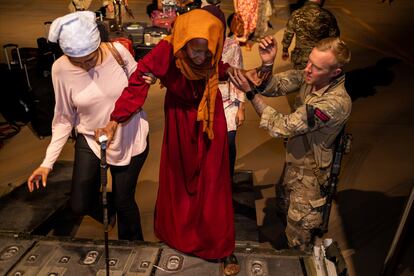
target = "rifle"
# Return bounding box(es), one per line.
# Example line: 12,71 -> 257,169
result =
110,0 -> 134,31
124,5 -> 135,19
318,127 -> 350,234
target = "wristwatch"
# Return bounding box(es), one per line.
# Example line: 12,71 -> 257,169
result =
246,89 -> 258,101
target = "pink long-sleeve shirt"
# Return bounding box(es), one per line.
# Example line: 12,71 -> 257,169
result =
41,42 -> 149,169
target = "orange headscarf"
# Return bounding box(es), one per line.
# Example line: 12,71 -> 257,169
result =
164,9 -> 224,139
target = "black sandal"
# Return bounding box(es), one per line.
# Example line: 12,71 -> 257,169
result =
222,254 -> 240,276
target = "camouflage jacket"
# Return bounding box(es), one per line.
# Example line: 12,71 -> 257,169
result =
259,70 -> 351,170
68,0 -> 93,12
282,1 -> 340,68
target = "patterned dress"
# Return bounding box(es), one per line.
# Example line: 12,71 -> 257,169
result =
219,37 -> 245,131
236,0 -> 258,37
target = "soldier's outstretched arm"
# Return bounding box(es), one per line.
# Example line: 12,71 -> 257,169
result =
229,69 -> 268,117
249,94 -> 268,117
258,36 -> 277,66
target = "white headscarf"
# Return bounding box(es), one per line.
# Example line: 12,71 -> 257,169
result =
48,11 -> 101,57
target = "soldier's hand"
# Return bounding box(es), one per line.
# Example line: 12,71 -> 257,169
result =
282,51 -> 289,60
245,68 -> 262,86
258,36 -> 277,65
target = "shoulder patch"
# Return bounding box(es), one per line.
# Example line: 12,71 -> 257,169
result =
306,104 -> 315,128
314,108 -> 331,122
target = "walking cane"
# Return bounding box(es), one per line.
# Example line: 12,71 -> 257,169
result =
99,135 -> 110,276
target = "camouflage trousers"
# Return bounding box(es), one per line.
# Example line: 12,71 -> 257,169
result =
275,164 -> 326,250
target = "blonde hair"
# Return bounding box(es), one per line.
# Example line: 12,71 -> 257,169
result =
315,37 -> 351,68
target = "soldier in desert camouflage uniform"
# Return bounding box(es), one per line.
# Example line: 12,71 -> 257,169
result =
230,36 -> 351,250
68,0 -> 93,12
282,0 -> 340,69
68,0 -> 129,19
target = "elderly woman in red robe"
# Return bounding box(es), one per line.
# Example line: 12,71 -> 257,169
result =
96,9 -> 239,275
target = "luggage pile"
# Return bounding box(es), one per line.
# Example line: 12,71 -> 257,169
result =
104,20 -> 170,61
0,17 -> 170,140
0,22 -> 62,138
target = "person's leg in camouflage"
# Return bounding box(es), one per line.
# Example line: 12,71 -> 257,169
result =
283,166 -> 324,251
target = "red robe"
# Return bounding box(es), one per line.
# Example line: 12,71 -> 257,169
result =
111,40 -> 235,259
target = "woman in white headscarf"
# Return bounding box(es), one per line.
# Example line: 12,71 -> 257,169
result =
27,11 -> 149,241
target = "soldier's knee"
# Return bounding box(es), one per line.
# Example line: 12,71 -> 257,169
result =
301,210 -> 323,230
